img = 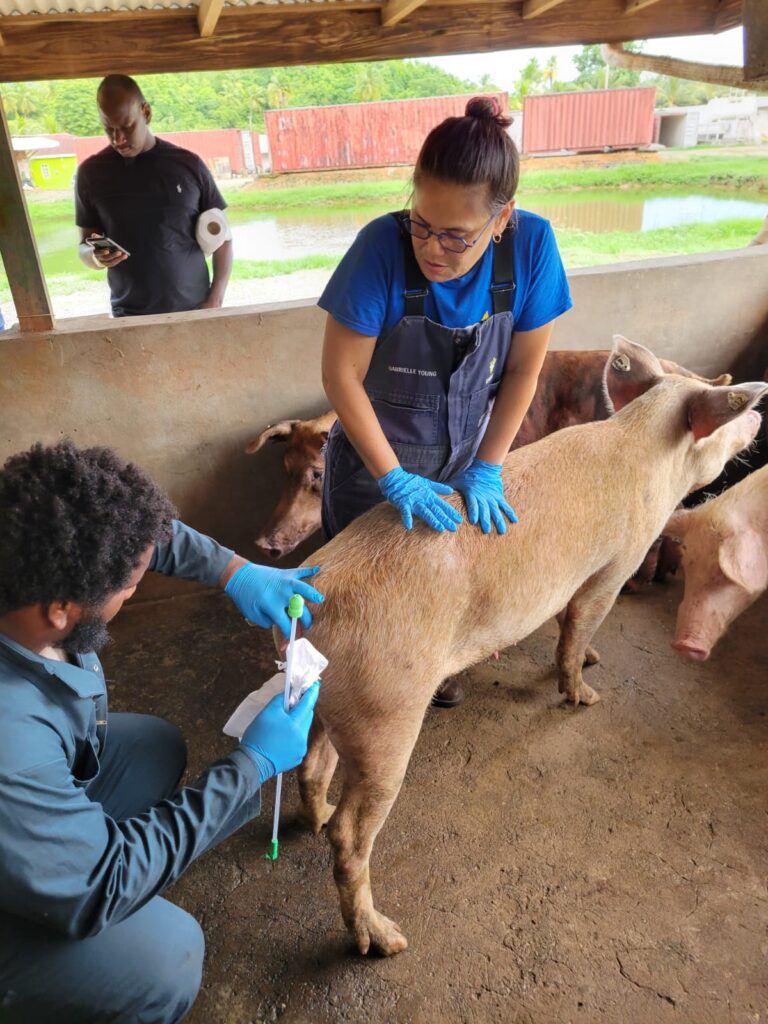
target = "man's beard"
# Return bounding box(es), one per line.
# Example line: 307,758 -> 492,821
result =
57,614 -> 111,655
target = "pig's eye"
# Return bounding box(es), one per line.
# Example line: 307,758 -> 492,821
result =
312,469 -> 323,482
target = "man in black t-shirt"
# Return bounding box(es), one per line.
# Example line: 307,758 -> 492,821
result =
76,75 -> 233,317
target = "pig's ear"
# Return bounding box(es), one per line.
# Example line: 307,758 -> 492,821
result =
718,529 -> 768,595
686,383 -> 768,441
663,507 -> 691,541
658,359 -> 732,387
244,419 -> 299,454
604,335 -> 665,412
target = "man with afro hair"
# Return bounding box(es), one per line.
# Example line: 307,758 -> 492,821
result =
0,440 -> 324,1022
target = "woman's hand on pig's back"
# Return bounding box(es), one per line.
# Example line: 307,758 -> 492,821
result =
377,467 -> 463,533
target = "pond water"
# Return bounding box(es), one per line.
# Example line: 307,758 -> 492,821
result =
228,191 -> 768,260
20,189 -> 768,274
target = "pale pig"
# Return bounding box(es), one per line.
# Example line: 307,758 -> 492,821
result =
664,464 -> 768,661
288,337 -> 765,958
247,353 -> 729,558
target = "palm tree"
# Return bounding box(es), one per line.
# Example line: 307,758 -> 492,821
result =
353,65 -> 384,103
3,84 -> 38,132
223,78 -> 266,131
512,58 -> 543,107
266,73 -> 291,110
544,56 -> 558,91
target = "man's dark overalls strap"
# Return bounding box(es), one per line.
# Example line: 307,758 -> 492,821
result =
321,211 -> 517,538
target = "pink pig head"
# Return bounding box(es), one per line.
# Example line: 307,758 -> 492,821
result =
665,493 -> 768,661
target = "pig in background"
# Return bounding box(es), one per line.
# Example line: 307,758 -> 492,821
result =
245,410 -> 336,559
663,463 -> 768,662
246,350 -> 730,559
288,337 -> 766,957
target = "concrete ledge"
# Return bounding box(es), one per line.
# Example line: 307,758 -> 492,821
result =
1,246 -> 766,600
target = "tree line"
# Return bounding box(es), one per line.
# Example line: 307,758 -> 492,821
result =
2,46 -> 744,138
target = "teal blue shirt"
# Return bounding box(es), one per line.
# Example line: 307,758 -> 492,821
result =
0,520 -> 261,939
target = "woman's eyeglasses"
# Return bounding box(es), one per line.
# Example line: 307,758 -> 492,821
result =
402,213 -> 495,254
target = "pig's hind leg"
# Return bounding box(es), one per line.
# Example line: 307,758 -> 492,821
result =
556,574 -> 624,706
298,717 -> 338,833
556,609 -> 600,667
326,711 -> 424,957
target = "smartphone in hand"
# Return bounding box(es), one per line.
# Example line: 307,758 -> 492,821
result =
86,235 -> 131,257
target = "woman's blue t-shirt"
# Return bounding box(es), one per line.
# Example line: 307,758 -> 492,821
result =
318,209 -> 572,338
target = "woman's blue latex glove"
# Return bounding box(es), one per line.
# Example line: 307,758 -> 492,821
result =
377,466 -> 463,533
240,682 -> 320,783
225,562 -> 324,638
447,458 -> 518,535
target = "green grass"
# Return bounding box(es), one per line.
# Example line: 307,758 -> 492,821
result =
230,254 -> 341,279
520,156 -> 768,193
224,180 -> 412,211
555,218 -> 764,268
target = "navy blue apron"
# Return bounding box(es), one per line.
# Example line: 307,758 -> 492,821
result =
322,211 -> 517,539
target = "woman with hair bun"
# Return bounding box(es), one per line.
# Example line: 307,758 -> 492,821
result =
319,96 -> 571,706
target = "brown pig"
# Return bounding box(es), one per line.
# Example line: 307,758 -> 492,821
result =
245,411 -> 336,559
248,353 -> 730,558
512,349 -> 730,448
664,464 -> 768,661
289,337 -> 765,958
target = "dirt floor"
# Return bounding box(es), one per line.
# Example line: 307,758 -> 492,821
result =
104,579 -> 768,1024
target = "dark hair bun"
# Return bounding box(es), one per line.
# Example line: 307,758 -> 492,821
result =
465,95 -> 513,130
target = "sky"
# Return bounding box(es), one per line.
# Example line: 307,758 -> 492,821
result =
416,27 -> 745,90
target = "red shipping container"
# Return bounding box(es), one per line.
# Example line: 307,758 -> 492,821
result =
50,129 -> 261,174
265,93 -> 509,173
522,88 -> 656,155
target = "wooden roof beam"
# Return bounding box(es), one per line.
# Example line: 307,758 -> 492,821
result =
0,0 -> 739,83
624,0 -> 663,13
714,0 -> 744,33
601,40 -> 768,92
381,0 -> 428,26
521,0 -> 568,18
744,0 -> 768,83
197,0 -> 224,37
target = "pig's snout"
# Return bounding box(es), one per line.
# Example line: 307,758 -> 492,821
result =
254,534 -> 298,560
671,637 -> 711,662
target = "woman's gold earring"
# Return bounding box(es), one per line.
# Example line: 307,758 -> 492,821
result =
492,233 -> 502,243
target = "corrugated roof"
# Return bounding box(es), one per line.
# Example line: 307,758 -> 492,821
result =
0,0 -> 363,15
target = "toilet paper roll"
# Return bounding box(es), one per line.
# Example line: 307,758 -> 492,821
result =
195,208 -> 232,255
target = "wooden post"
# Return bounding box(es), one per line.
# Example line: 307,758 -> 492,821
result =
0,91 -> 55,333
744,0 -> 768,84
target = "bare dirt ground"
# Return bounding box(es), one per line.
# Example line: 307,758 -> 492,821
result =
104,578 -> 767,1024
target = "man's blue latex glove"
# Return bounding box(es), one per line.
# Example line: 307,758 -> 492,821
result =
447,458 -> 518,535
225,562 -> 324,638
240,681 -> 320,784
377,466 -> 463,533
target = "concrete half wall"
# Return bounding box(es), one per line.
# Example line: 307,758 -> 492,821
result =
1,247 -> 767,597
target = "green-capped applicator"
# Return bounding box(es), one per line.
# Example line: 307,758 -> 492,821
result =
265,593 -> 305,861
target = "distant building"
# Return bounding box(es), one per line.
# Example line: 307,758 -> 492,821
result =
696,95 -> 768,145
12,129 -> 262,188
30,152 -> 77,189
654,107 -> 700,148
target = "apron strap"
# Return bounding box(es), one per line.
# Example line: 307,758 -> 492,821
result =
490,225 -> 516,316
393,210 -> 429,317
